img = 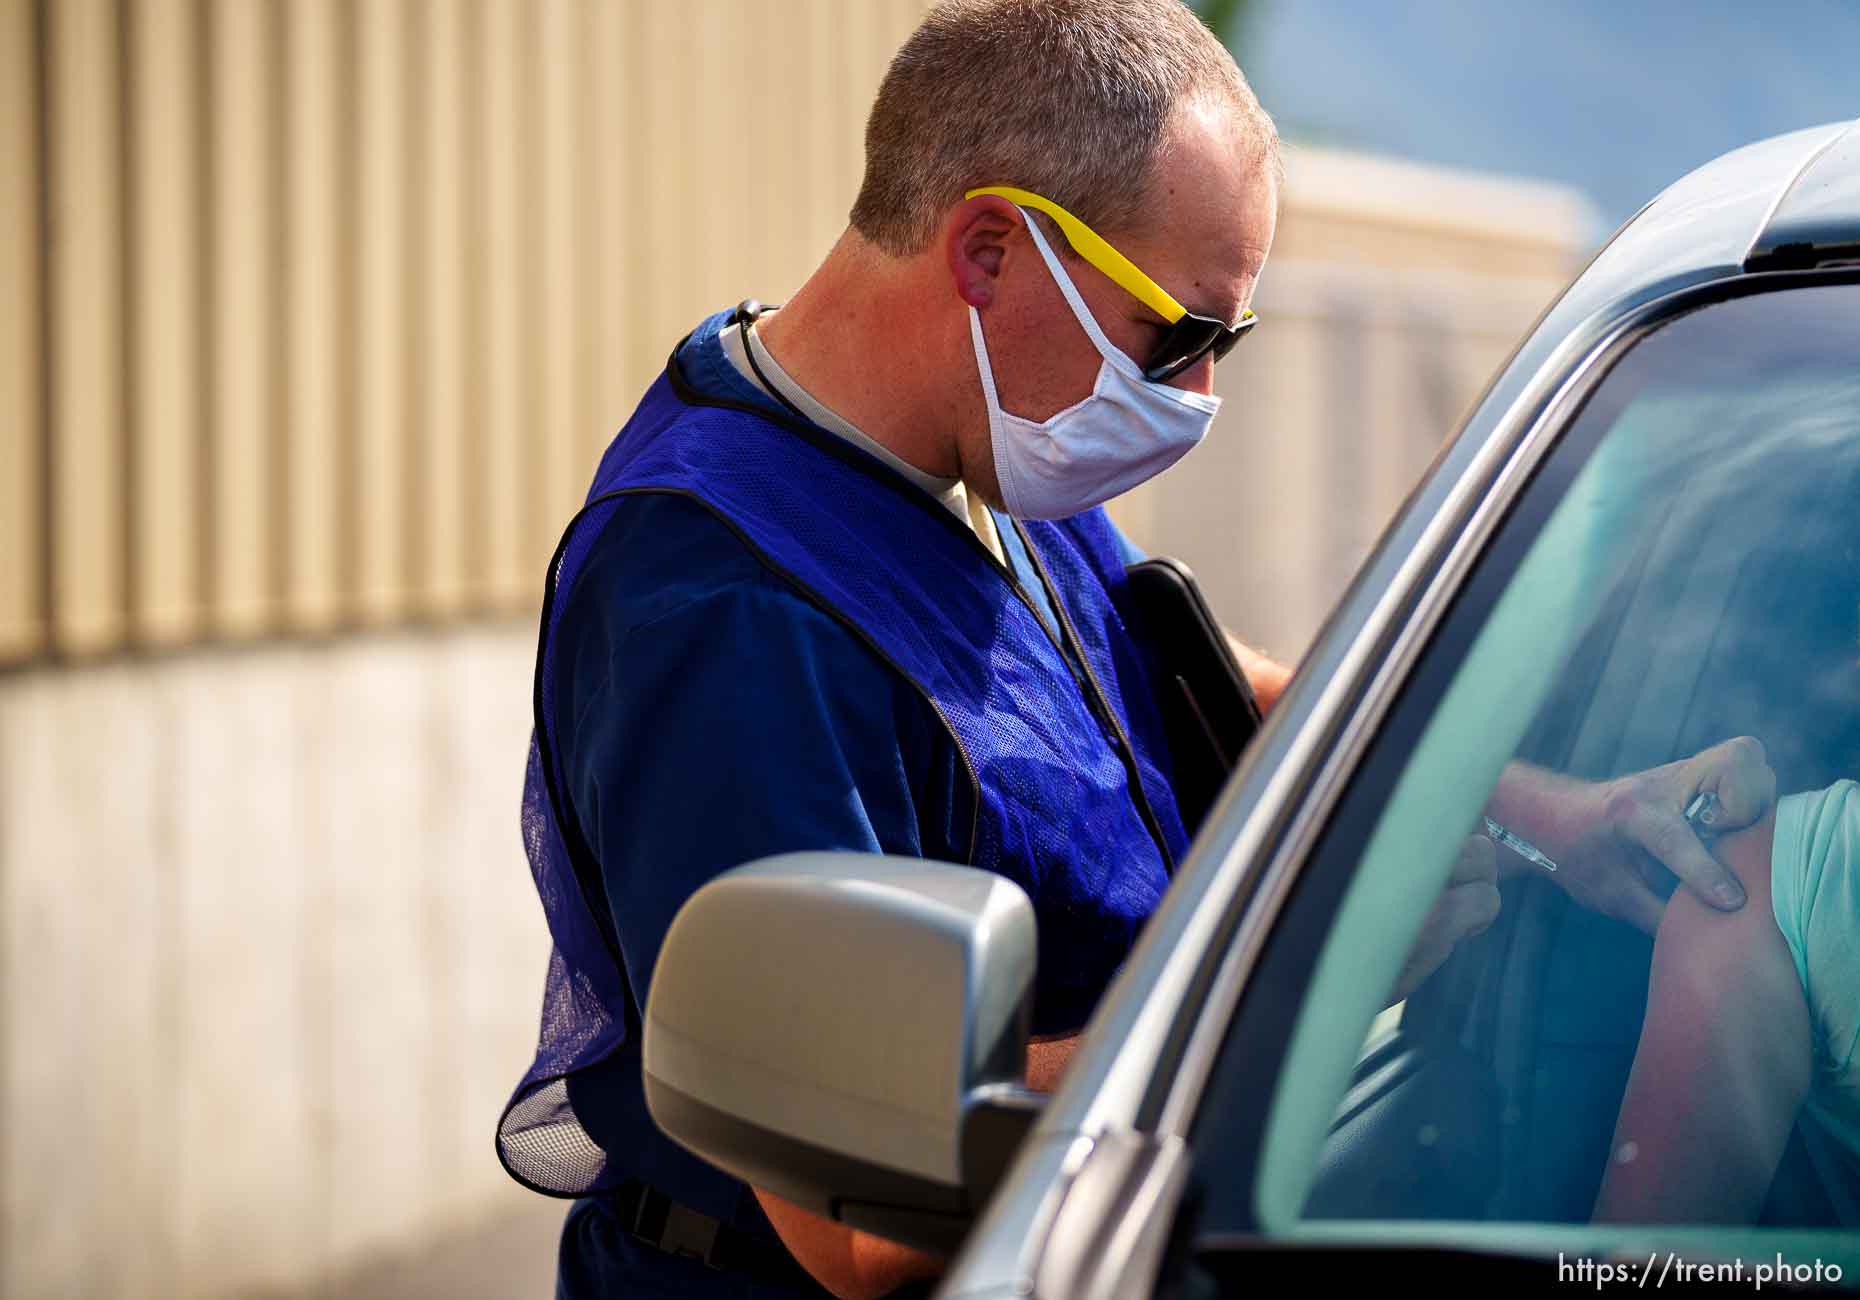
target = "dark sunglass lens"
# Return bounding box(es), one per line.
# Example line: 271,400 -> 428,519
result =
1209,315 -> 1258,363
1145,351 -> 1194,383
1145,318 -> 1213,380
1183,316 -> 1224,355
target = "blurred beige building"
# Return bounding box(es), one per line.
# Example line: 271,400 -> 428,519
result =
0,2 -> 1591,1296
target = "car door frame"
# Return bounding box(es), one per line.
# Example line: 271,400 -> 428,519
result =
1135,268 -> 1860,1268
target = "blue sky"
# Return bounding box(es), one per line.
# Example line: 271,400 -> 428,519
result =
1230,0 -> 1860,236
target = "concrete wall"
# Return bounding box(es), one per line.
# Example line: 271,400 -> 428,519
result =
0,623 -> 546,1297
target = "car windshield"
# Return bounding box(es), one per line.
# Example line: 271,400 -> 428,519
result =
1190,281 -> 1860,1267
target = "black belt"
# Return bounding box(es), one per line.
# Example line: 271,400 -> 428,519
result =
611,1180 -> 822,1291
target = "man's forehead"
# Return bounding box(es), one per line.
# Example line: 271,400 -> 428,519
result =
1141,178 -> 1275,319
1136,104 -> 1277,315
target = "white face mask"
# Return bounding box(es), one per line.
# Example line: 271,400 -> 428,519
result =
971,212 -> 1222,521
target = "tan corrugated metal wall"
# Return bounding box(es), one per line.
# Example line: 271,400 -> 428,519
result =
3,0 -> 930,666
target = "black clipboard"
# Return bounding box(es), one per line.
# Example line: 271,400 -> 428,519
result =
1121,556 -> 1262,835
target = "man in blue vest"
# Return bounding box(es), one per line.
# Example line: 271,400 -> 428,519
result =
498,3 -> 1772,1296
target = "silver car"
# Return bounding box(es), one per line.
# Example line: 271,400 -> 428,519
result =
644,116 -> 1860,1295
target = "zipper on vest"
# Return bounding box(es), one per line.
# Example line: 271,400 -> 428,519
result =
950,518 -> 1111,714
995,559 -> 1133,759
1011,520 -> 1177,876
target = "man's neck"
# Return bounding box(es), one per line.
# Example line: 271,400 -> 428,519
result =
753,234 -> 964,481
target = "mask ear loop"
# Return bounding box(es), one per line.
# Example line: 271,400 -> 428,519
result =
968,306 -> 1008,417
1019,213 -> 1222,413
967,302 -> 1040,511
1018,210 -> 1146,377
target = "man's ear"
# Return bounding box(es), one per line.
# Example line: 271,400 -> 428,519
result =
944,195 -> 1020,308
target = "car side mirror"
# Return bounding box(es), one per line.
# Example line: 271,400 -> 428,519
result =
643,853 -> 1045,1253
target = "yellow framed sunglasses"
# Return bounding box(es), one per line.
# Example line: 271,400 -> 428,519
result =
966,185 -> 1258,382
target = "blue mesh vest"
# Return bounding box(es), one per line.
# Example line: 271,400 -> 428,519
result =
498,342 -> 1189,1198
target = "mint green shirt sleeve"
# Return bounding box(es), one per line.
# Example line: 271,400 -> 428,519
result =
1772,779 -> 1860,1075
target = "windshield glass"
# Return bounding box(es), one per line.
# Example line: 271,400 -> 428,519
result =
1192,282 -> 1860,1264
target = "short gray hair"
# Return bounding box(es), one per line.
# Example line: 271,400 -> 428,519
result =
850,0 -> 1280,256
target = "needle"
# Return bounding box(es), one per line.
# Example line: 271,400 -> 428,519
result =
1482,816 -> 1558,874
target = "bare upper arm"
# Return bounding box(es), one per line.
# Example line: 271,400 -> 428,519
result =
1594,810 -> 1812,1222
1659,811 -> 1805,1056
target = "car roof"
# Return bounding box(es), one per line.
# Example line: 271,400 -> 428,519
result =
1747,118 -> 1860,271
1559,117 -> 1857,343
